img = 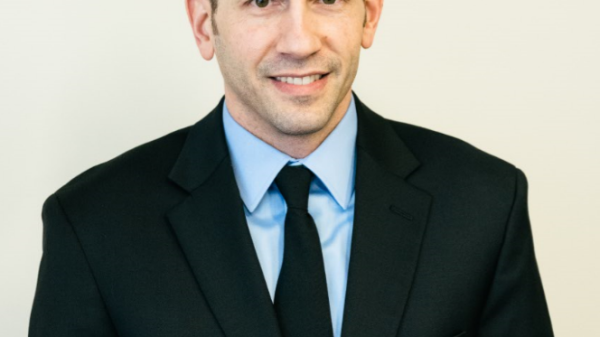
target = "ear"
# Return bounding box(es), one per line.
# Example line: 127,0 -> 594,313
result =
186,0 -> 215,60
361,0 -> 384,49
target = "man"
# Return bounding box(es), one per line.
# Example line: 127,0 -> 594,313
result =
30,0 -> 554,336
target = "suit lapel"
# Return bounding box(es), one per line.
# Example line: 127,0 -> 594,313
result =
341,96 -> 432,337
167,100 -> 282,337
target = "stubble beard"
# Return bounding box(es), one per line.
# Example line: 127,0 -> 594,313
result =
215,36 -> 355,138
256,93 -> 340,137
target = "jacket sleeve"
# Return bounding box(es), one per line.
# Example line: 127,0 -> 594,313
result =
29,194 -> 118,337
477,168 -> 554,336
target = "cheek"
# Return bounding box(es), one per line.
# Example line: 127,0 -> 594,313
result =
321,17 -> 363,53
227,24 -> 276,68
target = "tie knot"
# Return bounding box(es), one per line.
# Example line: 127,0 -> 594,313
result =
275,165 -> 313,210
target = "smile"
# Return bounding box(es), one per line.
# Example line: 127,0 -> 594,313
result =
269,73 -> 329,96
273,74 -> 327,86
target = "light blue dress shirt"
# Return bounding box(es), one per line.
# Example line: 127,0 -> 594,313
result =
222,98 -> 357,337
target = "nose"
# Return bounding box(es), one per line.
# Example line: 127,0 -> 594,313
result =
276,3 -> 323,59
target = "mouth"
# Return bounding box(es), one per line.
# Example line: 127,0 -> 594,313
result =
268,72 -> 330,96
269,73 -> 330,86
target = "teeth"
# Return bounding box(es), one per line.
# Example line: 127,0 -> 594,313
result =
275,75 -> 323,85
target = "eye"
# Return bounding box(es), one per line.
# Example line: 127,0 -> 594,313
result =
322,0 -> 337,4
254,0 -> 270,8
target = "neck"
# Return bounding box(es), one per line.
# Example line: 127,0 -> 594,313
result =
226,91 -> 352,159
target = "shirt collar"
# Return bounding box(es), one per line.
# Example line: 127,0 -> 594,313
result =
222,97 -> 357,213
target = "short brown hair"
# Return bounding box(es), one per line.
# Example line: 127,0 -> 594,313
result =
210,0 -> 219,34
210,0 -> 218,14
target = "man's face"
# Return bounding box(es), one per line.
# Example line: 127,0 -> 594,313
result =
190,0 -> 382,139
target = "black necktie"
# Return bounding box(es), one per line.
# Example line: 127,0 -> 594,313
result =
273,165 -> 334,337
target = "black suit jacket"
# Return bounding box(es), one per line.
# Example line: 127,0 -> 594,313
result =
30,95 -> 553,337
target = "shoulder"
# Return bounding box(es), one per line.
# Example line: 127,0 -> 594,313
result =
387,119 -> 521,204
50,126 -> 192,213
389,119 -> 515,173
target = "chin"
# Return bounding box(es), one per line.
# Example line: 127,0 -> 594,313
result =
272,112 -> 332,137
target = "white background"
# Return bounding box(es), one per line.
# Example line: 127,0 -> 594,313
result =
1,0 -> 599,335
